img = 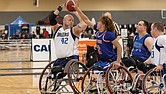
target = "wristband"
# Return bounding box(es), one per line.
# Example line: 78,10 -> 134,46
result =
57,6 -> 62,12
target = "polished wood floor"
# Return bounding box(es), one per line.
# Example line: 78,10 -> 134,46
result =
0,49 -> 41,94
2,49 -> 162,94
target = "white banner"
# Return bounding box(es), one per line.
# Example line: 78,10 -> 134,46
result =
31,39 -> 56,61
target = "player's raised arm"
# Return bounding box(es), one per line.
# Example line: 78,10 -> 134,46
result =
73,0 -> 94,29
49,4 -> 64,32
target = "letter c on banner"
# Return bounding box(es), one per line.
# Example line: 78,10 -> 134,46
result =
34,45 -> 40,52
34,45 -> 50,52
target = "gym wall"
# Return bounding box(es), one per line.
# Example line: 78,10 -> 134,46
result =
0,0 -> 166,25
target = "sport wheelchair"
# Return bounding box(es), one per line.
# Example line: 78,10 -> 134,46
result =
105,63 -> 133,94
39,59 -> 87,94
121,57 -> 157,94
81,46 -> 133,94
142,64 -> 166,94
81,62 -> 133,94
39,45 -> 100,94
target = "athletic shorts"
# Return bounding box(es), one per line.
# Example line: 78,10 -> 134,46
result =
53,55 -> 79,66
93,60 -> 112,71
122,57 -> 156,73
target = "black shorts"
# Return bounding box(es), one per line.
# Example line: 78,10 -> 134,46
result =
122,57 -> 156,73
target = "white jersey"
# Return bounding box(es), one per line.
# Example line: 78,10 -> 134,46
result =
151,35 -> 166,65
53,26 -> 79,58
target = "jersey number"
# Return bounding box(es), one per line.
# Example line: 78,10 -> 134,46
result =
151,51 -> 154,58
61,38 -> 68,44
97,45 -> 102,54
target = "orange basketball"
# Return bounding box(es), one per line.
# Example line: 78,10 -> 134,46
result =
66,0 -> 76,12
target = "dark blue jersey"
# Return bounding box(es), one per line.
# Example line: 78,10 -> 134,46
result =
132,34 -> 151,61
94,24 -> 117,61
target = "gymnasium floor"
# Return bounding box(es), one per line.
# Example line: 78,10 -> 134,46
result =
0,43 -> 153,94
0,49 -> 41,94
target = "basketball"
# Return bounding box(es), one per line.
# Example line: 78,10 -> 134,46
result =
66,0 -> 76,12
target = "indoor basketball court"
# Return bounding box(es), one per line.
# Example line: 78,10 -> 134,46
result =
0,0 -> 166,94
0,39 -> 93,94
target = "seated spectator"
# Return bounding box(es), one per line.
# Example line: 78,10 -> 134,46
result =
42,28 -> 49,38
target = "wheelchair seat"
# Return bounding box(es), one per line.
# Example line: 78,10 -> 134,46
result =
51,66 -> 64,74
86,46 -> 99,68
51,65 -> 66,79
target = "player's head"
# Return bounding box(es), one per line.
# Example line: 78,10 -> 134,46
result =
63,14 -> 74,28
136,20 -> 149,33
97,16 -> 115,32
150,22 -> 164,38
103,12 -> 112,19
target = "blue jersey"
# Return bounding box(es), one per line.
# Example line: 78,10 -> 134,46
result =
132,34 -> 151,61
94,24 -> 117,61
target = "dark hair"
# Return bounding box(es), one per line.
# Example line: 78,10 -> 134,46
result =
99,16 -> 115,32
152,22 -> 164,32
140,20 -> 150,33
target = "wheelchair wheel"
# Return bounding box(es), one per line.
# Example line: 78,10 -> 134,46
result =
39,61 -> 55,94
105,63 -> 133,94
142,68 -> 165,94
81,65 -> 108,94
39,61 -> 67,94
67,60 -> 88,94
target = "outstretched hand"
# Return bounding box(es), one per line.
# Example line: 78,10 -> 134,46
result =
72,0 -> 79,10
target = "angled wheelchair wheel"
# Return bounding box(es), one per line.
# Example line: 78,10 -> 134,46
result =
105,63 -> 133,94
67,60 -> 88,94
39,61 -> 56,94
39,61 -> 67,94
81,65 -> 108,94
142,68 -> 165,94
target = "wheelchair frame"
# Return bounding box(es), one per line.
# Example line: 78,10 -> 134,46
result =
38,59 -> 87,94
81,63 -> 133,94
142,67 -> 166,94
